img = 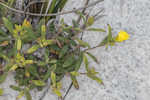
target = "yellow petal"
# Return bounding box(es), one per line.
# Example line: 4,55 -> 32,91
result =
115,30 -> 130,42
22,19 -> 31,28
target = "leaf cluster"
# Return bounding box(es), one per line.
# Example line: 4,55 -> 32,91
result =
0,13 -> 107,100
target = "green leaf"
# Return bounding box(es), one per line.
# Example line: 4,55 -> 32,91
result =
75,38 -> 90,48
63,55 -> 75,68
0,72 -> 8,84
87,74 -> 103,85
87,28 -> 106,32
2,17 -> 13,33
0,88 -> 4,96
87,16 -> 94,26
43,64 -> 56,81
17,38 -> 22,51
27,45 -> 40,54
22,27 -> 37,42
83,54 -> 89,71
0,53 -> 9,61
43,39 -> 55,47
72,20 -> 79,27
10,85 -> 22,91
27,66 -> 39,78
108,24 -> 113,41
44,48 -> 49,63
32,80 -> 46,87
70,71 -> 79,76
53,88 -> 62,97
41,25 -> 46,39
48,0 -> 57,14
8,0 -> 15,7
9,64 -> 19,71
55,0 -> 68,12
75,52 -> 83,71
99,24 -> 115,47
88,68 -> 99,75
70,75 -> 79,89
51,71 -> 56,87
86,52 -> 99,64
59,45 -> 68,58
43,68 -> 51,81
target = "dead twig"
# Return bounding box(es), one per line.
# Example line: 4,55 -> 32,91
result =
0,0 -> 104,17
62,82 -> 73,100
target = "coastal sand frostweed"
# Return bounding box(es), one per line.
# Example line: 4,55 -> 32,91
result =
115,30 -> 130,42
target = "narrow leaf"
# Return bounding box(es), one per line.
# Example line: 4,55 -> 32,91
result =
0,72 -> 8,83
17,38 -> 22,51
9,64 -> 18,71
87,74 -> 103,85
83,54 -> 89,71
70,71 -> 79,76
53,88 -> 62,97
51,71 -> 56,87
43,68 -> 51,81
75,52 -> 83,71
10,85 -> 22,91
70,75 -> 79,89
63,56 -> 75,68
75,38 -> 90,48
2,17 -> 13,33
87,16 -> 94,26
32,80 -> 45,86
41,25 -> 46,39
87,28 -> 106,32
59,45 -> 68,58
48,0 -> 57,14
86,52 -> 99,64
27,45 -> 40,54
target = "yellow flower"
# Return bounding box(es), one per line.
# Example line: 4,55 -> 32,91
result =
22,19 -> 31,28
115,30 -> 130,42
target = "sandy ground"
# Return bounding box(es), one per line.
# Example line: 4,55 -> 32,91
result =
1,0 -> 150,100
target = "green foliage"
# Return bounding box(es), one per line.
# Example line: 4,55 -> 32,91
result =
99,24 -> 115,47
0,14 -> 106,99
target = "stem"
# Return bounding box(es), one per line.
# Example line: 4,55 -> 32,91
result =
62,82 -> 73,100
0,0 -> 104,16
